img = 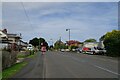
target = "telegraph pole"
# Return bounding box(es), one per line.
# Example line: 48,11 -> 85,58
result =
66,29 -> 70,41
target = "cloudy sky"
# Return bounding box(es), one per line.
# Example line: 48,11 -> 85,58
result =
2,2 -> 118,45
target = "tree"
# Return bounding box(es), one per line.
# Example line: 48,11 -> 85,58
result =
29,37 -> 48,49
54,40 -> 66,50
84,38 -> 96,42
100,30 -> 120,57
29,37 -> 39,47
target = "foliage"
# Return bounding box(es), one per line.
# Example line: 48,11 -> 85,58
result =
29,37 -> 48,49
17,51 -> 34,58
100,30 -> 120,57
84,38 -> 96,42
54,40 -> 67,49
17,53 -> 26,58
69,45 -> 78,50
29,37 -> 39,47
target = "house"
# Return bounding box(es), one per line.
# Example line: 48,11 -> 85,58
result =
66,40 -> 81,47
0,29 -> 8,42
0,30 -> 7,38
7,33 -> 21,44
6,33 -> 21,50
0,29 -> 8,49
19,40 -> 28,50
0,29 -> 22,50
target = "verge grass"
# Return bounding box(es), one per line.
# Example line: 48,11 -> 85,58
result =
2,62 -> 27,79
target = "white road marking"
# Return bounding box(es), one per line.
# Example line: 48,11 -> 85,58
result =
94,65 -> 120,76
58,52 -> 119,76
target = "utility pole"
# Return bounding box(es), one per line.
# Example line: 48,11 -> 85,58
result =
39,38 -> 40,51
66,29 -> 70,41
19,33 -> 22,51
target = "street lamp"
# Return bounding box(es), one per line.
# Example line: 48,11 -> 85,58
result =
50,39 -> 53,46
19,33 -> 22,51
39,38 -> 40,51
66,29 -> 70,41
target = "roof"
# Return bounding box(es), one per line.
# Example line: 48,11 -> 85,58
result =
20,40 -> 28,44
0,30 -> 7,38
66,40 -> 81,45
7,34 -> 21,39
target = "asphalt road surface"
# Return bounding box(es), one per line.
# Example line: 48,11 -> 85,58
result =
12,51 -> 119,78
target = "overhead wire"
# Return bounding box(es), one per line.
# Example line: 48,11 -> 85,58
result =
21,2 -> 33,28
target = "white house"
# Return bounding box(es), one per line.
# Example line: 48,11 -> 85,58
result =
0,30 -> 7,38
0,30 -> 8,49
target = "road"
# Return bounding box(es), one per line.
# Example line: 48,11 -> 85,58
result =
12,51 -> 119,78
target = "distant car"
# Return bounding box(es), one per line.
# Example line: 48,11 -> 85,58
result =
83,47 -> 106,55
93,47 -> 106,55
72,49 -> 76,52
75,48 -> 82,53
60,49 -> 65,52
65,49 -> 70,52
27,44 -> 33,51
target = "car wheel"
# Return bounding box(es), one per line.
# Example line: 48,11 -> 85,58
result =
93,51 -> 95,55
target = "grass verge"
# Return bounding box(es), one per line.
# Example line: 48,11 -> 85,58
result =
17,51 -> 36,58
27,54 -> 36,58
2,62 -> 27,79
2,51 -> 37,79
17,54 -> 26,58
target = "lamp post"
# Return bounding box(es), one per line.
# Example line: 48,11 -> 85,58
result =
50,39 -> 53,46
66,29 -> 70,41
19,33 -> 22,51
39,38 -> 40,51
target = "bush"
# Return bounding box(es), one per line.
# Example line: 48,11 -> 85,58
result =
69,45 -> 78,51
30,50 -> 34,55
100,30 -> 120,57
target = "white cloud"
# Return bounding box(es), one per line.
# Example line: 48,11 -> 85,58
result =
1,0 -> 120,2
2,2 -> 118,42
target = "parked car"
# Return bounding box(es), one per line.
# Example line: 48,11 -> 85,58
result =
75,48 -> 82,53
60,49 -> 65,52
27,44 -> 33,51
82,47 -> 106,55
65,49 -> 70,52
72,49 -> 76,52
93,47 -> 106,55
82,47 -> 91,53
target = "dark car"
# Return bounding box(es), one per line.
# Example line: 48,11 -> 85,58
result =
76,47 -> 82,53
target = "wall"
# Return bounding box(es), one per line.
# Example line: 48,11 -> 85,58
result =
2,51 -> 17,70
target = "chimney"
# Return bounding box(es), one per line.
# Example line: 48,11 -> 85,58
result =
2,29 -> 7,34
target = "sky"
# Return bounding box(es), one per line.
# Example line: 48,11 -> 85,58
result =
1,2 -> 118,45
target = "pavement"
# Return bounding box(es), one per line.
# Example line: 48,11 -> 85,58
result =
12,51 -> 119,78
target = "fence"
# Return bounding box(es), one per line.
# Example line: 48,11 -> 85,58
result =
2,51 -> 17,70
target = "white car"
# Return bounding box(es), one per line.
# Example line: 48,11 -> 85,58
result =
72,49 -> 76,52
60,49 -> 65,52
90,47 -> 106,55
27,44 -> 33,50
65,49 -> 70,52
